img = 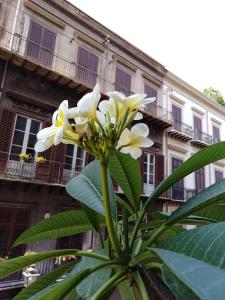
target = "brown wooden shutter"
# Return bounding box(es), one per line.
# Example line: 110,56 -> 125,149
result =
171,158 -> 184,200
144,85 -> 157,115
115,68 -> 131,96
35,121 -> 53,182
0,109 -> 15,172
50,144 -> 67,183
195,167 -> 205,192
26,21 -> 43,61
172,105 -> 182,131
213,126 -> 220,142
155,154 -> 164,186
194,116 -> 202,140
215,170 -> 223,182
88,52 -> 98,86
40,28 -> 56,66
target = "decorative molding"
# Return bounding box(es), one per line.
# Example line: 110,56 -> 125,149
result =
25,0 -> 66,29
211,117 -> 222,126
77,31 -> 105,52
168,143 -> 188,154
142,73 -> 162,87
191,106 -> 205,116
170,94 -> 185,105
112,55 -> 137,72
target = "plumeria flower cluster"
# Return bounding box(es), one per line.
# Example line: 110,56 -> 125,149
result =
35,84 -> 155,160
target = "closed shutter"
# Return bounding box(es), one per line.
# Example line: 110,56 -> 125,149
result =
194,116 -> 202,140
195,167 -> 205,192
35,121 -> 53,182
26,21 -> 55,67
144,85 -> 157,115
172,105 -> 181,131
115,68 -> 131,96
50,144 -> 67,183
26,21 -> 43,61
213,126 -> 220,143
40,28 -> 56,66
88,52 -> 98,86
172,158 -> 184,200
215,170 -> 223,182
155,154 -> 164,185
0,109 -> 15,172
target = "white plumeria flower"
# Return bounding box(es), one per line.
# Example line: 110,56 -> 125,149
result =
35,100 -> 80,152
117,123 -> 154,159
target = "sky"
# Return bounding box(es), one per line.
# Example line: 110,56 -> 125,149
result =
68,0 -> 225,97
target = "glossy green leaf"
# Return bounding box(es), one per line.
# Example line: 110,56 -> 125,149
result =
193,203 -> 225,222
80,203 -> 104,233
149,141 -> 225,202
154,248 -> 225,300
0,250 -> 80,279
13,261 -> 76,300
14,210 -> 103,246
72,249 -> 111,298
159,221 -> 225,269
66,160 -> 116,218
118,279 -> 137,300
108,152 -> 141,211
166,179 -> 225,225
162,266 -> 200,300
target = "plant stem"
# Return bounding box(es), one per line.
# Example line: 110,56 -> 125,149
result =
134,271 -> 150,300
100,161 -> 122,257
143,224 -> 168,249
123,206 -> 129,255
90,270 -> 127,300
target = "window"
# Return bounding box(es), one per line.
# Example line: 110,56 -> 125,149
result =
144,85 -> 157,115
172,104 -> 182,131
76,47 -> 98,86
213,126 -> 220,143
26,21 -> 56,67
115,68 -> 131,96
143,153 -> 155,195
172,158 -> 184,200
215,170 -> 223,183
195,167 -> 205,192
63,145 -> 86,181
0,208 -> 29,258
9,115 -> 41,161
193,116 -> 202,140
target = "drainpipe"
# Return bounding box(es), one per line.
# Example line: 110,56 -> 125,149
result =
0,61 -> 8,105
9,0 -> 21,50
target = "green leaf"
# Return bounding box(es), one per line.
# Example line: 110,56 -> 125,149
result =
80,203 -> 104,233
150,141 -> 225,201
13,261 -> 76,300
162,266 -> 200,300
66,160 -> 116,218
159,221 -> 225,269
14,210 -> 103,246
118,279 -> 137,300
166,179 -> 225,225
115,194 -> 134,216
108,152 -> 141,211
72,249 -> 111,298
0,250 -> 80,279
153,248 -> 225,300
193,203 -> 225,222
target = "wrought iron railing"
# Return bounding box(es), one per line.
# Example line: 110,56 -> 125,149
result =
141,103 -> 172,124
193,129 -> 213,144
171,119 -> 193,137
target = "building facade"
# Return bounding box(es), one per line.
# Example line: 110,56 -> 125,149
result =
0,0 -> 171,296
163,72 -> 225,212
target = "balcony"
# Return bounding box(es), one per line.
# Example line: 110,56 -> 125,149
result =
168,119 -> 193,142
191,129 -> 213,147
140,103 -> 172,129
168,187 -> 197,202
0,151 -> 83,186
0,26 -> 113,94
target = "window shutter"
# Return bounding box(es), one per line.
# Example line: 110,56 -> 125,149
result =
50,144 -> 67,183
194,116 -> 202,140
155,154 -> 164,185
40,28 -> 56,66
26,21 -> 43,61
171,158 -> 184,200
215,170 -> 223,182
144,85 -> 157,115
115,68 -> 131,96
213,126 -> 220,142
124,72 -> 131,95
88,52 -> 98,86
195,167 -> 205,192
139,153 -> 144,193
0,109 -> 15,172
172,105 -> 182,131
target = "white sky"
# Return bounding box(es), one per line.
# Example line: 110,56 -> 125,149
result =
69,0 -> 225,96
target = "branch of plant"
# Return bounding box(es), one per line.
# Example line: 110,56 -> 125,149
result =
134,271 -> 150,300
100,161 -> 122,257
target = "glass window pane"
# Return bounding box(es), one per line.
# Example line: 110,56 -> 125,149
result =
27,134 -> 36,148
15,116 -> 27,131
26,148 -> 35,158
12,130 -> 25,146
10,145 -> 22,160
30,120 -> 40,134
76,147 -> 83,159
65,156 -> 73,169
66,145 -> 74,157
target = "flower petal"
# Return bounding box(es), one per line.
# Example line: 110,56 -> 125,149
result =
130,123 -> 149,137
136,137 -> 154,148
35,137 -> 54,152
134,112 -> 143,120
37,126 -> 57,140
68,107 -> 81,118
54,127 -> 63,145
96,111 -> 106,126
107,91 -> 125,100
143,97 -> 156,105
117,128 -> 130,147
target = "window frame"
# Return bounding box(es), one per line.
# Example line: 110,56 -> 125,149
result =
143,152 -> 155,195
